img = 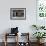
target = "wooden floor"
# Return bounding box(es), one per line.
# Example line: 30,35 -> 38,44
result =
0,42 -> 46,46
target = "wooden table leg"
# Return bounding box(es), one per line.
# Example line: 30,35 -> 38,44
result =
4,33 -> 7,46
17,34 -> 18,46
15,33 -> 18,46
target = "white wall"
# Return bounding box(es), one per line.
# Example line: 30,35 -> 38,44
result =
0,0 -> 37,42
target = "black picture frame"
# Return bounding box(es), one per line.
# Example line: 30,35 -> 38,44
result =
10,8 -> 26,20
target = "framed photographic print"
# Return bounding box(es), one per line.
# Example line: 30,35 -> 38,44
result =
36,0 -> 46,26
37,0 -> 46,19
10,8 -> 26,20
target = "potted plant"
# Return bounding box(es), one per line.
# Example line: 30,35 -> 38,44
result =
33,32 -> 46,43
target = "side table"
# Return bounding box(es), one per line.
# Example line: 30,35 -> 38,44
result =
4,33 -> 18,46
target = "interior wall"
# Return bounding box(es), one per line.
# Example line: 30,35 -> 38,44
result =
0,0 -> 36,42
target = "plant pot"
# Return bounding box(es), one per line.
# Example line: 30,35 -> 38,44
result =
40,38 -> 45,43
37,39 -> 45,44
